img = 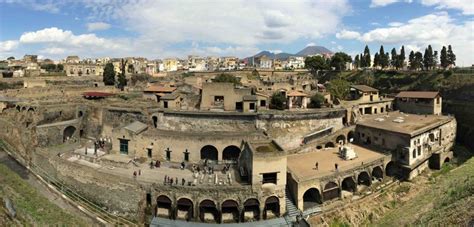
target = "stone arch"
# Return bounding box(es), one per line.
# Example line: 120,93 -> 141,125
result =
78,110 -> 84,117
323,181 -> 340,201
325,142 -> 335,148
444,157 -> 450,164
156,195 -> 172,219
16,106 -> 20,112
347,131 -> 355,142
242,198 -> 260,222
303,188 -> 322,210
221,199 -> 239,223
176,197 -> 193,221
27,107 -> 34,112
63,126 -> 76,142
385,161 -> 397,177
358,171 -> 371,186
263,196 -> 279,219
336,135 -> 346,144
21,106 -> 26,111
372,166 -> 384,180
200,145 -> 218,162
199,199 -> 218,223
341,177 -> 356,192
222,145 -> 241,162
152,116 -> 158,128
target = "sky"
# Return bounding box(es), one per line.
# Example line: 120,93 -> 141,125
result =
0,0 -> 473,66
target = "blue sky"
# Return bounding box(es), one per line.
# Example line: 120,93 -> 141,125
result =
0,0 -> 472,65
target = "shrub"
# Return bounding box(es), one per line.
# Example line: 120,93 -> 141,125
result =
270,92 -> 286,110
309,93 -> 325,108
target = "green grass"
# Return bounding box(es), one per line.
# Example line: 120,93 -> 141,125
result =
0,164 -> 88,226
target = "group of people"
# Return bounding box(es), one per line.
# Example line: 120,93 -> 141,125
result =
164,175 -> 187,186
133,169 -> 142,178
314,162 -> 339,171
149,160 -> 161,169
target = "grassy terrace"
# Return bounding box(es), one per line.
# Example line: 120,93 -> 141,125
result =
0,154 -> 88,226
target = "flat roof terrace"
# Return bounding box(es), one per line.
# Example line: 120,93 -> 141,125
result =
287,144 -> 387,182
357,111 -> 453,136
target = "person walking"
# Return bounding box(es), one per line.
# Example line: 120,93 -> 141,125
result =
138,169 -> 141,176
315,162 -> 319,170
164,175 -> 167,184
170,178 -> 173,185
133,171 -> 137,179
182,178 -> 185,186
335,163 -> 338,171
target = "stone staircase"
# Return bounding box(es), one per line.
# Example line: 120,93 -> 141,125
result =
284,187 -> 301,223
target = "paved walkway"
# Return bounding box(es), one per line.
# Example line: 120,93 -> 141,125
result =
150,216 -> 290,227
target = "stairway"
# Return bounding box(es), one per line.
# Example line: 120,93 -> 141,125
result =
285,187 -> 300,222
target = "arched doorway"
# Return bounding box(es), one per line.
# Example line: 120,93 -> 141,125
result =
176,198 -> 193,221
263,196 -> 279,219
152,116 -> 158,128
303,188 -> 321,210
221,200 -> 239,223
63,126 -> 76,142
156,195 -> 172,219
323,182 -> 340,201
372,166 -> 383,180
325,142 -> 335,148
341,177 -> 356,192
336,135 -> 346,144
386,161 -> 397,177
316,145 -> 323,150
78,110 -> 83,117
222,146 -> 241,162
347,131 -> 355,142
358,171 -> 371,186
444,157 -> 450,164
199,200 -> 218,223
200,145 -> 218,162
242,198 -> 260,222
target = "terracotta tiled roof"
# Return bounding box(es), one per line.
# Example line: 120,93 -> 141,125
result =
287,90 -> 308,97
396,91 -> 439,99
144,85 -> 176,93
351,85 -> 379,92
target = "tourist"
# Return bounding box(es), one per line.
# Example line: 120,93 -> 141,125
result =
164,175 -> 167,184
156,160 -> 160,168
150,160 -> 154,169
175,177 -> 178,185
182,178 -> 185,186
133,171 -> 137,179
170,178 -> 173,185
315,162 -> 319,170
335,163 -> 338,171
138,169 -> 141,176
181,162 -> 185,169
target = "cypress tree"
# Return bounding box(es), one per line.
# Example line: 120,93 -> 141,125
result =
399,46 -> 406,69
447,45 -> 456,66
391,48 -> 397,69
103,63 -> 115,85
409,51 -> 415,70
440,46 -> 449,69
363,45 -> 371,68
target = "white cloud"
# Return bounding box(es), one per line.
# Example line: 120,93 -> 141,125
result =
370,0 -> 412,7
40,47 -> 65,55
337,12 -> 474,66
1,0 -> 61,13
86,22 -> 111,31
0,40 -> 19,52
421,0 -> 474,15
306,42 -> 316,47
388,22 -> 404,27
336,29 -> 361,39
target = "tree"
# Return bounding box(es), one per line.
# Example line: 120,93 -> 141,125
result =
327,78 -> 350,101
373,53 -> 380,68
414,51 -> 423,70
7,56 -> 15,60
433,51 -> 439,69
399,46 -> 406,69
379,45 -> 389,68
391,48 -> 398,69
117,59 -> 128,89
363,45 -> 371,68
305,55 -> 328,76
409,51 -> 415,70
354,55 -> 360,69
103,63 -> 115,85
270,92 -> 286,110
330,52 -> 352,70
440,46 -> 449,69
213,73 -> 241,85
447,45 -> 456,66
309,93 -> 325,108
423,45 -> 434,70
360,53 -> 366,68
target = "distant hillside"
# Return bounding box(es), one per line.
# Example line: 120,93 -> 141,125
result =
247,45 -> 333,61
296,46 -> 332,56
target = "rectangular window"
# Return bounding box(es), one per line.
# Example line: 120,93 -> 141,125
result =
163,101 -> 168,108
119,139 -> 129,155
214,96 -> 224,102
147,148 -> 152,158
184,151 -> 189,162
417,146 -> 421,156
165,148 -> 171,161
260,100 -> 266,107
249,103 -> 255,110
262,172 -> 277,184
412,149 -> 416,159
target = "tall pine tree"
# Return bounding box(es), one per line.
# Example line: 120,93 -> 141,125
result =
103,63 -> 115,85
391,48 -> 398,69
363,45 -> 371,68
440,46 -> 449,69
374,53 -> 380,68
399,46 -> 406,69
447,45 -> 456,66
409,51 -> 415,70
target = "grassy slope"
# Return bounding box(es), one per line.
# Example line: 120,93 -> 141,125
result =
376,157 -> 474,226
0,164 -> 88,226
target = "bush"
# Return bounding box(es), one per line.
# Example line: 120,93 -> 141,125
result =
270,92 -> 286,110
213,73 -> 241,85
309,93 -> 325,108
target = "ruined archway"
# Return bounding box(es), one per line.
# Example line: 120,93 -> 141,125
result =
199,199 -> 218,223
263,196 -> 279,220
341,177 -> 356,192
156,195 -> 172,219
336,135 -> 346,144
242,198 -> 260,222
358,171 -> 371,186
63,126 -> 76,142
385,161 -> 397,177
325,142 -> 335,148
200,145 -> 218,161
176,198 -> 193,221
372,166 -> 384,180
221,200 -> 239,223
222,146 -> 241,162
323,181 -> 340,201
303,188 -> 322,210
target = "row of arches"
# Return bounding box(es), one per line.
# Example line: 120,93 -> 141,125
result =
315,131 -> 356,150
302,165 -> 388,210
200,145 -> 241,162
155,196 -> 280,223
